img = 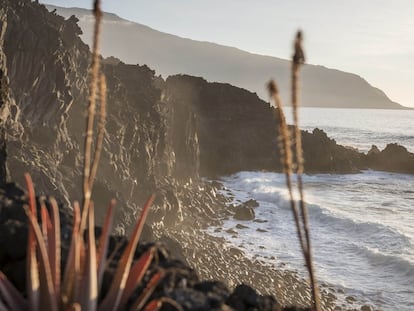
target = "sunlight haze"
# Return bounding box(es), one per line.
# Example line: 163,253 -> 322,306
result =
41,0 -> 414,107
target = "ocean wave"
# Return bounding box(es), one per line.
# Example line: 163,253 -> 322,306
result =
349,244 -> 414,281
223,171 -> 414,253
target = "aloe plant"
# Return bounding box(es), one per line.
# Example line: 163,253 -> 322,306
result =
0,174 -> 168,311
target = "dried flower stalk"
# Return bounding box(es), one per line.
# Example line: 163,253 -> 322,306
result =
81,0 -> 104,235
291,30 -> 321,311
268,30 -> 321,311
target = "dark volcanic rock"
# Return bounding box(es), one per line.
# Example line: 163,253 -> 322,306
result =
366,143 -> 414,174
226,284 -> 281,311
301,128 -> 365,173
2,1 -> 413,231
0,6 -> 12,185
164,75 -> 381,176
0,183 -> 73,291
0,183 -> 310,311
0,0 -> 201,229
234,205 -> 255,221
244,199 -> 259,208
367,145 -> 380,156
0,1 -> 411,310
165,75 -> 279,176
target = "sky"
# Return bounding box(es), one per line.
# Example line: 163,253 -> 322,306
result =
40,0 -> 414,107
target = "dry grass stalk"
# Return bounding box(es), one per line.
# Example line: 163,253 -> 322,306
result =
268,31 -> 321,311
82,0 -> 104,230
88,73 -> 107,191
267,81 -> 307,262
291,30 -> 321,311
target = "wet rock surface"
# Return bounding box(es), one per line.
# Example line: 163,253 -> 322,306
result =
234,205 -> 255,221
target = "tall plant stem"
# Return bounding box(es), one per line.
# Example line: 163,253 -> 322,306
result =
291,31 -> 321,311
81,0 -> 103,234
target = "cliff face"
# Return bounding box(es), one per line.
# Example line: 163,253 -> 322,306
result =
165,75 -> 279,176
0,4 -> 9,184
164,75 -> 370,175
1,0 -> 413,233
3,1 -> 89,204
0,0 -> 200,228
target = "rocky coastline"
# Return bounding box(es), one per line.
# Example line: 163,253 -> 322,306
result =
0,1 -> 412,310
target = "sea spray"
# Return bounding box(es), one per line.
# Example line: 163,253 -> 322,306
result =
210,170 -> 414,311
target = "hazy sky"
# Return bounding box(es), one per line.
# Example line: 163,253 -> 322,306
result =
41,0 -> 414,107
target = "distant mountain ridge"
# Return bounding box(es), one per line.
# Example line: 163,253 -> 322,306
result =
46,4 -> 405,110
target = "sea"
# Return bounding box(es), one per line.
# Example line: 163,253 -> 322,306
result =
209,108 -> 414,311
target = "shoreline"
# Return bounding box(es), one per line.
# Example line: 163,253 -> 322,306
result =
165,224 -> 355,310
169,179 -> 384,311
158,180 -> 372,311
199,172 -> 414,311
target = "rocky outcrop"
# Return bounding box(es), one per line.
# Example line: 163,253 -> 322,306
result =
164,75 -> 279,176
366,143 -> 414,174
234,206 -> 255,221
2,1 -> 412,228
301,128 -> 365,173
1,2 -> 409,309
0,0 -> 202,230
164,75 -> 370,175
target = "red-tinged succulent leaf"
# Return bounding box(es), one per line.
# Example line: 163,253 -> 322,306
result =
49,198 -> 61,297
97,199 -> 116,291
79,202 -> 98,311
25,207 -> 58,311
118,247 -> 156,310
129,270 -> 165,311
158,298 -> 184,311
24,174 -> 37,216
142,300 -> 162,311
24,173 -> 39,311
99,195 -> 155,311
40,200 -> 51,244
0,271 -> 28,311
62,202 -> 81,307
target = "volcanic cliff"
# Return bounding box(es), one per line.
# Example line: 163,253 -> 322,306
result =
0,1 -> 413,310
2,0 -> 414,221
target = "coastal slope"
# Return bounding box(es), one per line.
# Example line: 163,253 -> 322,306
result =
1,2 -> 414,310
46,5 -> 404,110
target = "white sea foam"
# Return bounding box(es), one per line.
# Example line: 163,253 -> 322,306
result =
210,170 -> 414,310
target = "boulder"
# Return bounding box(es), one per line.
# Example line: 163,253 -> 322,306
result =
244,198 -> 259,208
234,205 -> 255,221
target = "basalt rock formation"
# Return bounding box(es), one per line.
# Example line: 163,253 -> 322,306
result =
164,75 -> 279,176
366,143 -> 414,174
0,1 -> 413,310
0,0 -> 203,230
2,1 -> 412,224
163,75 -> 398,175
